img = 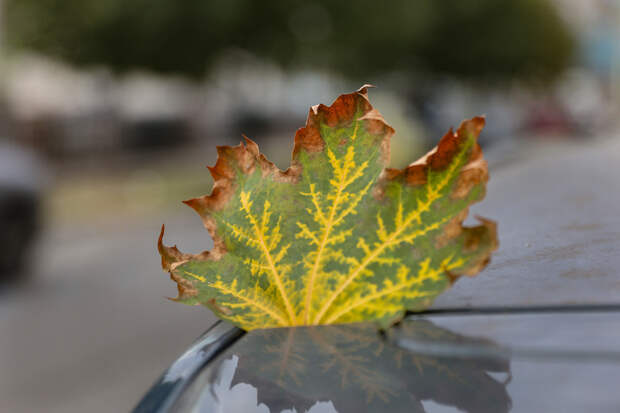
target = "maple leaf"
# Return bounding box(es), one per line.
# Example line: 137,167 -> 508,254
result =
158,85 -> 498,330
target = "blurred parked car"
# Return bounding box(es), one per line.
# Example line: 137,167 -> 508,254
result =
0,142 -> 44,281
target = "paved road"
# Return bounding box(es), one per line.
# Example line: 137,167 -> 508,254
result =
0,209 -> 217,413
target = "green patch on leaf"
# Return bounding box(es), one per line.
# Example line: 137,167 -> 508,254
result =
159,86 -> 498,330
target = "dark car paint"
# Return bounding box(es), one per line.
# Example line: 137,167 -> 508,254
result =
134,308 -> 620,413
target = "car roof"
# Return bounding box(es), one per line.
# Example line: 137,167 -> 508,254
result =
135,138 -> 620,412
166,310 -> 620,413
433,138 -> 620,309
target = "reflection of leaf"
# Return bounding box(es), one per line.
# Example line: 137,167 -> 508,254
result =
392,320 -> 512,413
231,325 -> 418,413
188,355 -> 339,413
309,329 -> 398,403
225,321 -> 511,413
159,86 -> 497,330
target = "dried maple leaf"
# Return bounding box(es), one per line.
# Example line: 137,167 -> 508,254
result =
158,86 -> 498,330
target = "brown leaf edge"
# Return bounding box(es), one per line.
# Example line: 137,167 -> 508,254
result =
158,86 -> 498,304
380,115 -> 498,285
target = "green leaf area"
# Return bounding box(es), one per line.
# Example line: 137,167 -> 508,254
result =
159,86 -> 497,330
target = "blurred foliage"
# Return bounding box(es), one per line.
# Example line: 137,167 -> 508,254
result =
4,0 -> 574,81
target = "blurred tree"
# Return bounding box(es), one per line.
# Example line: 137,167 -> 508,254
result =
3,0 -> 574,81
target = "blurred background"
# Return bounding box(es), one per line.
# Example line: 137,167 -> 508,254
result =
0,1 -> 619,412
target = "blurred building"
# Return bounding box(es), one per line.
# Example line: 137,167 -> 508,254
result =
0,0 -> 618,164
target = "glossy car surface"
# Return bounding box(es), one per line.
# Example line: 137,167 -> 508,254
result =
135,308 -> 620,413
135,138 -> 620,412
